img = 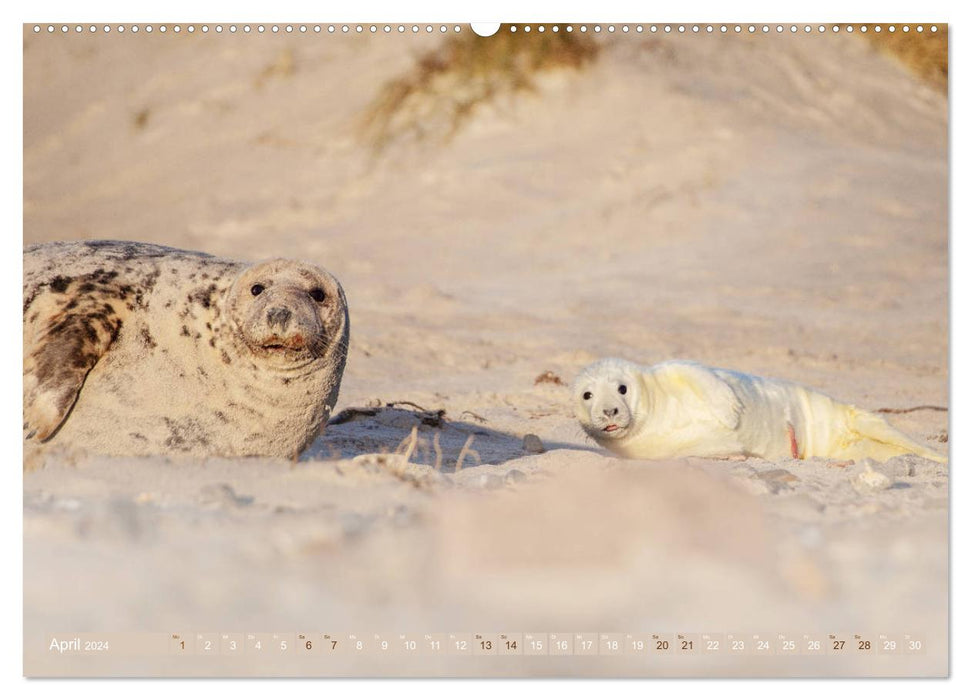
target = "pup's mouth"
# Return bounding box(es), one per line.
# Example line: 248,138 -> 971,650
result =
603,424 -> 620,433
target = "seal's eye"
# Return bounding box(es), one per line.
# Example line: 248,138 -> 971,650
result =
582,391 -> 593,401
309,288 -> 326,303
618,384 -> 627,395
250,284 -> 265,297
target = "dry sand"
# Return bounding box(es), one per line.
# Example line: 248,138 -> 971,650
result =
22,27 -> 948,676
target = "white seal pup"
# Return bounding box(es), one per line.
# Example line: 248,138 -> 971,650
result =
23,240 -> 349,458
573,358 -> 946,463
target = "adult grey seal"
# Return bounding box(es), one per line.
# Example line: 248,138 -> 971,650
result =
23,240 -> 349,458
573,358 -> 946,463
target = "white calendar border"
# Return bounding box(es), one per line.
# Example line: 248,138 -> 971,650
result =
7,0 -> 970,22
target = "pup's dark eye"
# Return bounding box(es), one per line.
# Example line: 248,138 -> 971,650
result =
250,284 -> 265,296
309,288 -> 325,303
582,391 -> 593,401
618,384 -> 627,395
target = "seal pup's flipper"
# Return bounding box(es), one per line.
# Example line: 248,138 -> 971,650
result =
845,407 -> 947,464
23,295 -> 124,441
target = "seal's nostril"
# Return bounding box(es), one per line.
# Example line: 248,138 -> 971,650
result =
604,407 -> 619,417
267,307 -> 292,329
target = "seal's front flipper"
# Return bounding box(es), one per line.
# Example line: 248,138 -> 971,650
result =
847,408 -> 947,464
23,297 -> 123,441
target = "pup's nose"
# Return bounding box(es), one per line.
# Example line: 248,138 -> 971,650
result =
266,307 -> 292,330
603,407 -> 619,418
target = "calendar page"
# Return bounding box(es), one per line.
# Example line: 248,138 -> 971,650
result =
22,20 -> 948,678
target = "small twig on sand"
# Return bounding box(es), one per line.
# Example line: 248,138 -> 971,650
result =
329,402 -> 446,428
460,410 -> 488,424
875,405 -> 948,415
387,400 -> 429,412
418,410 -> 447,428
388,401 -> 446,427
328,407 -> 379,425
534,370 -> 564,386
455,434 -> 479,472
432,431 -> 443,471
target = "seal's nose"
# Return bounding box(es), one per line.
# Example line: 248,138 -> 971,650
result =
266,307 -> 292,331
603,407 -> 619,418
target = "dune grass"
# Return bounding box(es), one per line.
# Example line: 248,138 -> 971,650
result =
358,24 -> 946,153
359,26 -> 599,152
860,25 -> 948,93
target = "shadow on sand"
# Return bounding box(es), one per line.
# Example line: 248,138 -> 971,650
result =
301,403 -> 595,471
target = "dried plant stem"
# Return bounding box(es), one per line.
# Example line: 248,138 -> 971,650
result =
875,405 -> 947,415
432,431 -> 443,471
455,434 -> 476,472
395,426 -> 420,466
388,400 -> 429,412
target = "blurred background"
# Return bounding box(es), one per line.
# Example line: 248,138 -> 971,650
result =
23,25 -> 948,405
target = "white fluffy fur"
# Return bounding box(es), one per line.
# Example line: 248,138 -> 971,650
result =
573,358 -> 946,463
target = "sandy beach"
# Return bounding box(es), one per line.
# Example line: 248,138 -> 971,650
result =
23,25 -> 948,676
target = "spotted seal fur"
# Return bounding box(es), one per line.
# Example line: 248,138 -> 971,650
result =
23,240 -> 349,458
